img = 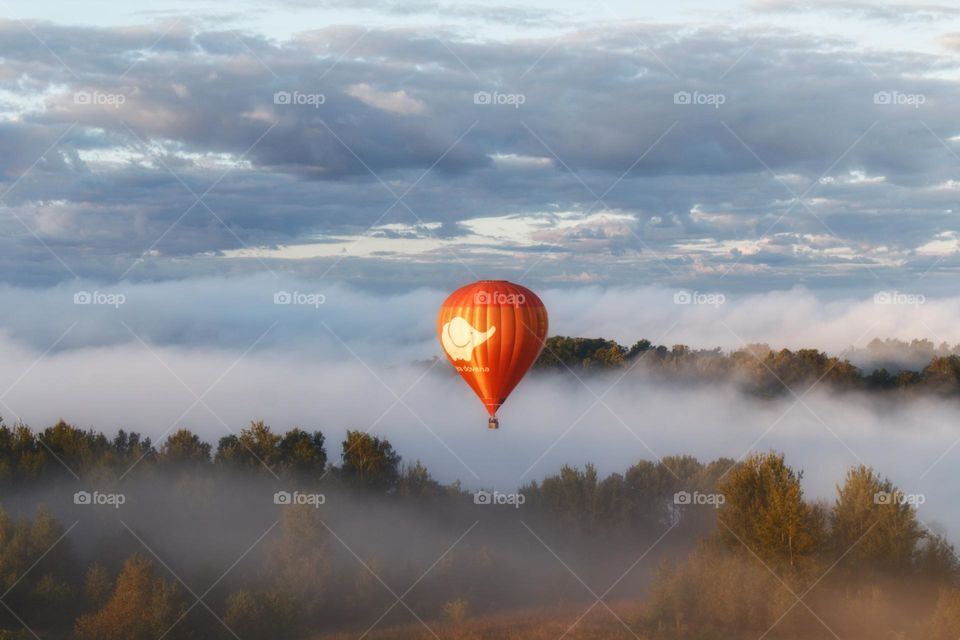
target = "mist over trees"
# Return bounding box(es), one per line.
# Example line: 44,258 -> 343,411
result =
532,336 -> 960,397
2,335 -> 960,638
0,415 -> 957,639
649,452 -> 960,640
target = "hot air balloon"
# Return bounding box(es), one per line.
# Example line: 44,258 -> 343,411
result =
437,280 -> 549,429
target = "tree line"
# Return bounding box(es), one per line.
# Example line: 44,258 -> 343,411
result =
534,336 -> 960,396
0,419 -> 406,489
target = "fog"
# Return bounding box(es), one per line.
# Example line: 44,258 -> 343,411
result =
1,328 -> 959,542
2,280 -> 960,532
3,277 -> 960,359
4,280 -> 960,636
5,469 -> 708,640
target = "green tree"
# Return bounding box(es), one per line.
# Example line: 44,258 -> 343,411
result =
626,339 -> 652,359
75,555 -> 185,640
340,431 -> 401,490
111,430 -> 154,463
717,452 -> 823,569
831,465 -> 924,574
535,337 -> 626,369
0,505 -> 77,629
159,429 -> 212,466
525,464 -> 600,529
622,459 -> 681,526
278,428 -> 327,478
923,355 -> 960,394
39,420 -> 111,477
917,534 -> 960,585
215,421 -> 281,471
398,460 -> 442,498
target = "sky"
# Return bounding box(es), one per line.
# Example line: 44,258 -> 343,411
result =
2,0 -> 960,525
0,0 -> 958,293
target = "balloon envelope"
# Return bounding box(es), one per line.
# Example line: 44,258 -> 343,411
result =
437,280 -> 548,417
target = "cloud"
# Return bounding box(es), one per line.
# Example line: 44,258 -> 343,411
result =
939,32 -> 960,51
277,0 -> 559,26
0,18 -> 957,289
751,0 -> 960,22
345,83 -> 428,115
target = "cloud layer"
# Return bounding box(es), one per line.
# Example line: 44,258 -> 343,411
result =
0,14 -> 958,289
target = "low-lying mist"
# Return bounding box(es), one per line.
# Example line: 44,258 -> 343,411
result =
4,280 -> 960,636
1,328 -> 959,541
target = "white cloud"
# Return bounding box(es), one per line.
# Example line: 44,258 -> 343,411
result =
489,153 -> 554,169
346,83 -> 428,115
916,231 -> 960,256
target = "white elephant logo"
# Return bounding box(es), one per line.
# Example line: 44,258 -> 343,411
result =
441,316 -> 496,361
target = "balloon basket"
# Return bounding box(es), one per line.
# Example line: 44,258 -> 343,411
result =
487,417 -> 499,430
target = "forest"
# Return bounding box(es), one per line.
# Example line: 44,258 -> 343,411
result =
1,411 -> 960,639
531,336 -> 960,396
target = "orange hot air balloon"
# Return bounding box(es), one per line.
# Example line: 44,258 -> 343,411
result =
437,280 -> 549,429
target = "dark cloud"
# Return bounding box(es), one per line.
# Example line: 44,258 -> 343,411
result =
0,19 -> 957,289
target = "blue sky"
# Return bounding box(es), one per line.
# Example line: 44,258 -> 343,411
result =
0,0 -> 958,294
